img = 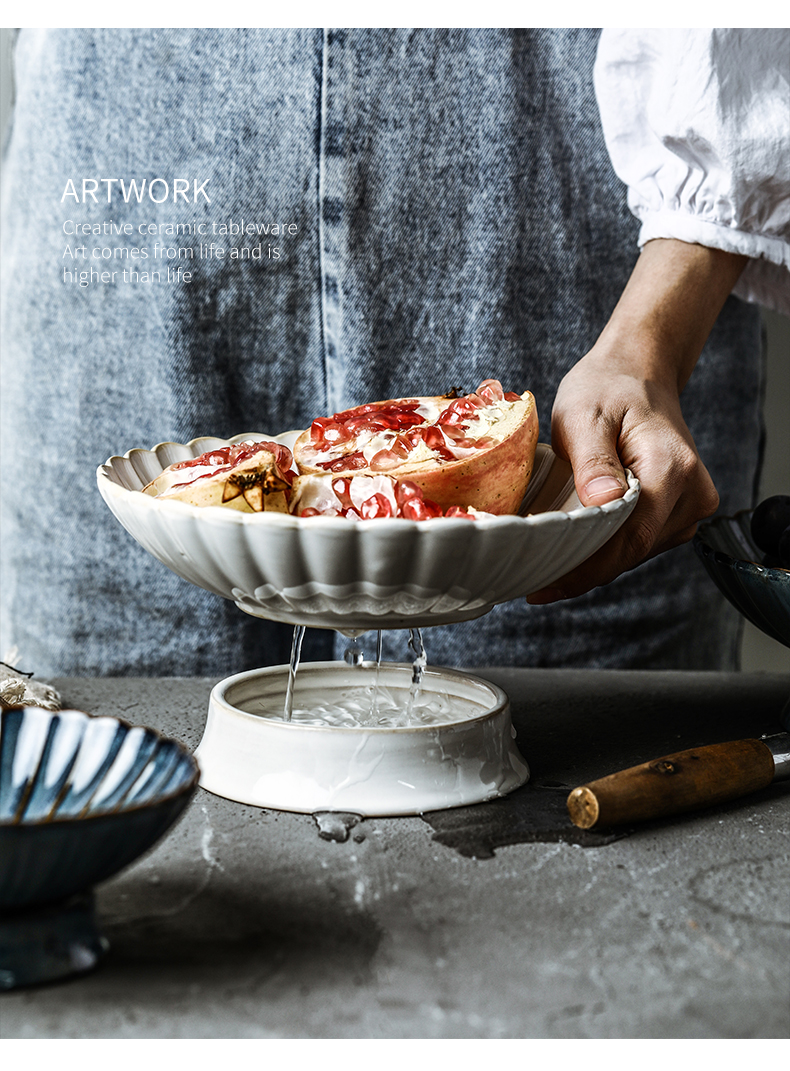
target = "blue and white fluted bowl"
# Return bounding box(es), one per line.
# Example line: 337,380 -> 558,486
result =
0,706 -> 199,911
97,435 -> 640,632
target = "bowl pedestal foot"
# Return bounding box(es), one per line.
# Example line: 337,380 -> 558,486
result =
0,890 -> 108,990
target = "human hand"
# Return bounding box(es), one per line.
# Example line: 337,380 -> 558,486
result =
526,238 -> 747,605
526,349 -> 718,603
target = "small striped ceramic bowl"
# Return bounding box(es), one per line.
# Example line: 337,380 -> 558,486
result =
694,512 -> 790,648
0,706 -> 199,910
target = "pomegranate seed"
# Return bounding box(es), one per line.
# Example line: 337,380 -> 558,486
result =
173,448 -> 232,470
317,451 -> 368,472
360,493 -> 393,519
439,424 -> 469,442
395,480 -> 423,508
422,425 -> 447,451
476,379 -> 505,403
370,449 -> 406,471
440,395 -> 483,425
331,478 -> 353,508
402,498 -> 443,520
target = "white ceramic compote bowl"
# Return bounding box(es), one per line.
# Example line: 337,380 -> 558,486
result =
98,432 -> 639,815
98,433 -> 639,631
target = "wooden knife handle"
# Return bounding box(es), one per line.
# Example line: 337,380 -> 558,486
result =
567,739 -> 775,829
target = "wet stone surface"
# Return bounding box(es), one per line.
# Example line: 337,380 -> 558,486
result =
2,672 -> 787,1039
421,784 -> 626,859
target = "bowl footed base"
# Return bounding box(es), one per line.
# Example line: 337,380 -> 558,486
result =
195,663 -> 529,816
0,891 -> 107,991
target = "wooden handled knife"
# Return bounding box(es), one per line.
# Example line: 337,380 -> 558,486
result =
566,734 -> 790,829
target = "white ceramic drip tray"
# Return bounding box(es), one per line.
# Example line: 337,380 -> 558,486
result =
195,662 -> 529,816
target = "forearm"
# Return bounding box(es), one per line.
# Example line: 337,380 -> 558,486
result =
530,237 -> 748,602
592,238 -> 748,392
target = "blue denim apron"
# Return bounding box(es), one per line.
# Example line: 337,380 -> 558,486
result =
0,29 -> 764,675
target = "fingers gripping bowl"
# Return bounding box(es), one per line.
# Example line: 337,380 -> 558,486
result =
97,433 -> 640,632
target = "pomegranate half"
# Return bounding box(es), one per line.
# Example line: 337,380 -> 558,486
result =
142,441 -> 295,513
293,380 -> 539,515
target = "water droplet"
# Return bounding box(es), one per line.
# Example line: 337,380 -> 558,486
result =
344,640 -> 364,667
313,811 -> 363,843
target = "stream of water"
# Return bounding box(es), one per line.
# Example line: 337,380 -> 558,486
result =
406,628 -> 426,718
277,626 -> 461,728
283,624 -> 306,722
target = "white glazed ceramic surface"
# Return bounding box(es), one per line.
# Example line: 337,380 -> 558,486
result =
196,663 -> 529,815
97,433 -> 640,630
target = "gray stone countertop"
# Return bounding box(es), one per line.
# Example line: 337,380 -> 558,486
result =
2,669 -> 789,1040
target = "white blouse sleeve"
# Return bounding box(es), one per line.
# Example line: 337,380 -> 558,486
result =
594,28 -> 790,316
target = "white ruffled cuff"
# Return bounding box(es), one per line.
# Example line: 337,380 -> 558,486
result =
595,29 -> 790,317
635,209 -> 790,316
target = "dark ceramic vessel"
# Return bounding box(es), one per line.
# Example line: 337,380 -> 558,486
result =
694,512 -> 790,648
0,706 -> 199,988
